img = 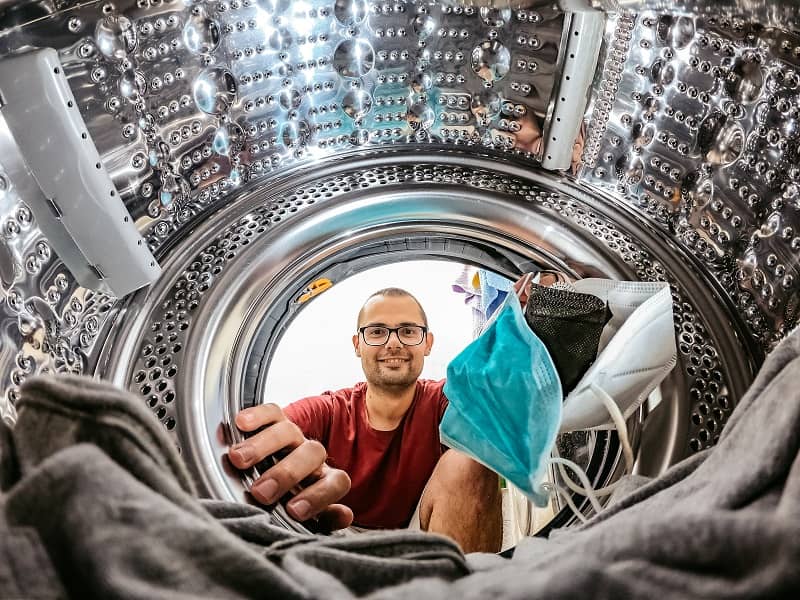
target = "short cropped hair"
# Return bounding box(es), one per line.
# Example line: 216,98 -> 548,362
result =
356,287 -> 429,328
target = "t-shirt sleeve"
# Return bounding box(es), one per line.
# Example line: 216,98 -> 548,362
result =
283,395 -> 334,445
433,379 -> 450,452
435,379 -> 449,421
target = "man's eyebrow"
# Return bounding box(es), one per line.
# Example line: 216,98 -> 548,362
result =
361,321 -> 424,327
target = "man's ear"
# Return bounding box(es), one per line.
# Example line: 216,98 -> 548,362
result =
424,331 -> 434,356
352,333 -> 361,357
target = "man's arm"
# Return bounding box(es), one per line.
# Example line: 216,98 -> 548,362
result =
228,401 -> 352,531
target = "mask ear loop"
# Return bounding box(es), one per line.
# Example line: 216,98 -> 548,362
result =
542,480 -> 591,524
544,384 -> 635,519
547,456 -> 604,515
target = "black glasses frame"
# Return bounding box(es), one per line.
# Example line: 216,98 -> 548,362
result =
358,325 -> 428,346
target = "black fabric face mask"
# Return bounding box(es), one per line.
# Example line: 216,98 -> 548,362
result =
523,282 -> 612,394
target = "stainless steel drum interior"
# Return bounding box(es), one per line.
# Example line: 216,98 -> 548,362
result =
1,0 -> 799,529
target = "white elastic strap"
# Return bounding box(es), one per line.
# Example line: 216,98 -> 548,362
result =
548,384 -> 635,518
554,446 -> 618,498
592,383 -> 635,474
552,483 -> 589,524
547,457 -> 604,514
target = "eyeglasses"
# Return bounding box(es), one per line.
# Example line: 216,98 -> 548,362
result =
358,325 -> 428,346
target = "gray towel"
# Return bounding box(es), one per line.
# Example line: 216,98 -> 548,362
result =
3,324 -> 800,598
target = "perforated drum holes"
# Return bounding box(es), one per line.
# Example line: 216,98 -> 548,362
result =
119,163 -> 741,459
0,2 -> 781,501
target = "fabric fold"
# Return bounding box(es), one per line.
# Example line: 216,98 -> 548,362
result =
0,322 -> 799,600
0,375 -> 470,600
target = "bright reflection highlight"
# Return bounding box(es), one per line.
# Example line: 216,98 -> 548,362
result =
291,2 -> 314,38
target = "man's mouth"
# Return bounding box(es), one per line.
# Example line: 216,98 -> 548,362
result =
378,357 -> 409,365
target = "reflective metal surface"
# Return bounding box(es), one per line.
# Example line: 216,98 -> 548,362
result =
580,9 -> 800,349
1,0 -> 799,526
94,151 -> 751,506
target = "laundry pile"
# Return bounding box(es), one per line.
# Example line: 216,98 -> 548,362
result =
0,376 -> 468,599
1,321 -> 799,597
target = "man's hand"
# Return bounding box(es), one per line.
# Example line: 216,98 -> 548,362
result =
228,404 -> 353,531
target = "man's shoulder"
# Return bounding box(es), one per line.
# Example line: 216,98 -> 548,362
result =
286,385 -> 362,420
416,378 -> 447,399
299,383 -> 363,403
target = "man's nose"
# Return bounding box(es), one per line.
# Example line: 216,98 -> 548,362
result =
385,330 -> 403,348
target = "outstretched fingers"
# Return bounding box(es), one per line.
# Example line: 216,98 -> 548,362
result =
229,417 -> 305,469
229,402 -> 354,531
284,465 -> 353,526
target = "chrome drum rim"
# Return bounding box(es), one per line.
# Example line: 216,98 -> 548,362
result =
98,148 -> 755,526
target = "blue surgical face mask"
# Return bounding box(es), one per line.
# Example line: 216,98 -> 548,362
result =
440,294 -> 562,507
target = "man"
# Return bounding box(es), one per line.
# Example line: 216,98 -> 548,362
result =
228,286 -> 514,553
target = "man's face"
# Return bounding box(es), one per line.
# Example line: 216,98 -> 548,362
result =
352,295 -> 434,389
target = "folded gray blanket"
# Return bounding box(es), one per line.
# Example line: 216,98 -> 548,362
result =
2,326 -> 800,598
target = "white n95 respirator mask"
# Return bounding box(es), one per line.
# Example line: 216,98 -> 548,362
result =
559,279 -> 677,432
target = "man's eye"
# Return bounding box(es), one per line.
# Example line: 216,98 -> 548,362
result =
367,327 -> 387,337
400,327 -> 415,336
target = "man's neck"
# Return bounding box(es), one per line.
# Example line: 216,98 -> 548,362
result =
364,382 -> 417,431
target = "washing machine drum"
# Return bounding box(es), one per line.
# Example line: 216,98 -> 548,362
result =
0,0 -> 795,531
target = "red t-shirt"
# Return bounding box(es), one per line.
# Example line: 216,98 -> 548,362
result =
283,379 -> 448,529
